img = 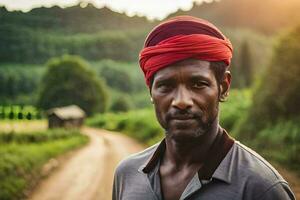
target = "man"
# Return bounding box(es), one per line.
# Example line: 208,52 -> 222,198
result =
113,16 -> 295,200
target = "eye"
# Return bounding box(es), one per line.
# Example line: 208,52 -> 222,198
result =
156,81 -> 173,92
192,81 -> 209,89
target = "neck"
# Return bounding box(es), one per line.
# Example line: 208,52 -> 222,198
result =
164,117 -> 220,169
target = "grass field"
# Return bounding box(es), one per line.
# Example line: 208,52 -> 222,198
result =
0,121 -> 89,200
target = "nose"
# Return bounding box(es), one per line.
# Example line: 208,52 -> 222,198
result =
171,85 -> 193,110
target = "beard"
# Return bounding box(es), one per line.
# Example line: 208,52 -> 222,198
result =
164,108 -> 218,142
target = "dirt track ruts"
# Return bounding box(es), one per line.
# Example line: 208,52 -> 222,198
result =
28,127 -> 144,200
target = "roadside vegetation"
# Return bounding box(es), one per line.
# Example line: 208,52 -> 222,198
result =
233,24 -> 300,173
86,89 -> 251,145
0,129 -> 89,200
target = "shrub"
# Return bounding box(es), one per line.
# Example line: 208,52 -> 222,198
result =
99,64 -> 133,93
110,96 -> 132,112
86,109 -> 164,145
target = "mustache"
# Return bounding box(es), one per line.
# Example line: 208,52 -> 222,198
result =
165,109 -> 203,121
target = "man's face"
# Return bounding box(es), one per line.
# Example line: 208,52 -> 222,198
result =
151,59 -> 221,141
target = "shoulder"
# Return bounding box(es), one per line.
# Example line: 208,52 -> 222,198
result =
230,142 -> 295,199
114,142 -> 159,176
234,141 -> 284,182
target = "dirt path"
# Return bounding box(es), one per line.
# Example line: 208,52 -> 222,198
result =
28,127 -> 144,200
28,126 -> 300,200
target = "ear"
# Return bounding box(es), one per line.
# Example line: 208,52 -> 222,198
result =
149,89 -> 153,104
219,71 -> 231,102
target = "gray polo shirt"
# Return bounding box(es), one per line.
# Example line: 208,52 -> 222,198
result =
113,130 -> 295,200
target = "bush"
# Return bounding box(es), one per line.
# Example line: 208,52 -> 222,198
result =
244,119 -> 300,172
110,96 -> 132,112
99,63 -> 133,93
37,55 -> 108,116
86,109 -> 164,145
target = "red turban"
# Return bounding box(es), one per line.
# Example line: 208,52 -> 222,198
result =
139,16 -> 233,86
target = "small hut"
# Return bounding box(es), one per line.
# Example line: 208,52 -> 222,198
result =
47,105 -> 86,129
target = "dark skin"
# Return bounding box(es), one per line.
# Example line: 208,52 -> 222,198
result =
150,59 -> 231,200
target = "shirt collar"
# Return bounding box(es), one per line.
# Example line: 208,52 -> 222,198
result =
139,127 -> 235,184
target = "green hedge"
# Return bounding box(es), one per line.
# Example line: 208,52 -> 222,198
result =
0,129 -> 89,200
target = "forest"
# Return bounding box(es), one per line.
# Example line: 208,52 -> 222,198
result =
0,0 -> 300,199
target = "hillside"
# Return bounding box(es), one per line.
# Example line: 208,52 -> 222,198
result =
0,4 -> 155,33
2,0 -> 297,64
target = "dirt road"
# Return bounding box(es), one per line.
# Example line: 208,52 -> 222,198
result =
28,127 -> 300,200
28,127 -> 144,200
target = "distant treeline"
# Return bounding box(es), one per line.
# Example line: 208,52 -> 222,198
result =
0,4 -> 154,64
0,5 -> 154,33
0,24 -> 147,63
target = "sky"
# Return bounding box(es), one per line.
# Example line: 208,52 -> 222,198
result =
0,0 -> 212,20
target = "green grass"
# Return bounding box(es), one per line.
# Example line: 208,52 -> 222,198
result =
87,109 -> 164,145
0,129 -> 89,200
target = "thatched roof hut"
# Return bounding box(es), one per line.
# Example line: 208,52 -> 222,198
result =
47,105 -> 86,129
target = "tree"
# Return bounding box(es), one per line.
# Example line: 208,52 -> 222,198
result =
236,24 -> 300,138
239,41 -> 253,87
110,96 -> 132,112
99,65 -> 133,93
37,55 -> 108,115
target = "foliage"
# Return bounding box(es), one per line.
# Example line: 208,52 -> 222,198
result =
235,24 -> 300,139
0,60 -> 150,110
0,105 -> 41,120
92,59 -> 146,93
219,89 -> 251,132
237,119 -> 300,174
0,5 -> 153,33
110,96 -> 132,113
223,29 -> 273,89
86,109 -> 164,145
0,6 -> 152,64
231,25 -> 300,172
87,90 -> 251,145
0,129 -> 78,143
169,0 -> 300,34
239,41 -> 253,87
0,65 -> 44,105
99,64 -> 133,93
0,129 -> 89,200
37,55 -> 108,115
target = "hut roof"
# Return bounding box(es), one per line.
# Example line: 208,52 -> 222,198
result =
48,105 -> 86,120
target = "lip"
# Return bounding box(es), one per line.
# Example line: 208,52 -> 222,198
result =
171,116 -> 195,120
171,115 -> 195,120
